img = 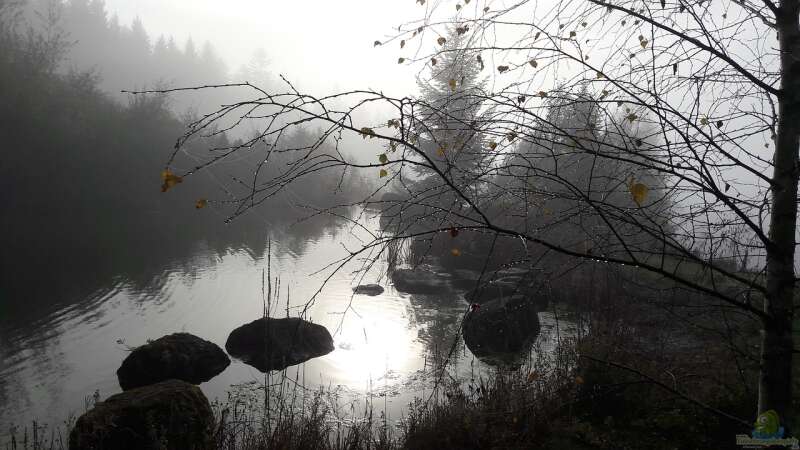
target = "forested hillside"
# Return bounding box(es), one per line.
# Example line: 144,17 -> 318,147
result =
0,0 -> 367,317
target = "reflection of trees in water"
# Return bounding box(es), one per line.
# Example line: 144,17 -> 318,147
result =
402,291 -> 468,372
0,307 -> 77,430
416,306 -> 465,366
2,209 -> 352,326
271,213 -> 351,259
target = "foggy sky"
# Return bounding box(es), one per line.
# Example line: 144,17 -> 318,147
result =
102,0 -> 422,95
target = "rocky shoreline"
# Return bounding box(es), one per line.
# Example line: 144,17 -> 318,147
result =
70,315 -> 335,449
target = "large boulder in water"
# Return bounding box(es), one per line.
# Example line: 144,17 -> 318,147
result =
391,268 -> 452,294
117,333 -> 230,391
225,317 -> 334,372
69,379 -> 214,450
463,295 -> 541,365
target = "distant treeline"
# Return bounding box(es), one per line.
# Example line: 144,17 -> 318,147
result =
22,0 -> 274,113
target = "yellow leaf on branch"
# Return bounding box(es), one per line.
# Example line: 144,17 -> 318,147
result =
160,169 -> 182,192
629,182 -> 649,206
360,127 -> 375,139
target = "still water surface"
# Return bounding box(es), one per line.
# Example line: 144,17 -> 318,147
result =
0,215 -> 577,436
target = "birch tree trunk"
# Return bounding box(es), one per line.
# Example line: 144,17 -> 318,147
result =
760,0 -> 799,424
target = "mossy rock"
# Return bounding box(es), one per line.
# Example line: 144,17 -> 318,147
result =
225,317 -> 334,372
117,333 -> 230,391
69,379 -> 214,450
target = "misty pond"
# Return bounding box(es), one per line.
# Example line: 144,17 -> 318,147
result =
0,213 -> 580,433
2,0 -> 797,446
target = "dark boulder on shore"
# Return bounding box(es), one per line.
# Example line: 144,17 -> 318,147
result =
225,317 -> 334,372
463,295 -> 541,365
117,333 -> 230,391
352,284 -> 384,296
69,379 -> 214,450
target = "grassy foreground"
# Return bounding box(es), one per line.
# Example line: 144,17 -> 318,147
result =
4,326 -> 756,450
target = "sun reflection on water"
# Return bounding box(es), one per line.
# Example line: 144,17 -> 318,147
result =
316,291 -> 423,387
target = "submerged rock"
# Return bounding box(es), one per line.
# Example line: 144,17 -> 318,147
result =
463,295 -> 541,365
352,284 -> 384,296
464,281 -> 520,303
391,268 -> 452,294
449,269 -> 482,291
225,317 -> 334,372
117,333 -> 230,391
464,278 -> 548,310
496,266 -> 530,278
69,379 -> 214,450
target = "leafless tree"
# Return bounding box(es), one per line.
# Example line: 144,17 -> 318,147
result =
146,0 -> 798,428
